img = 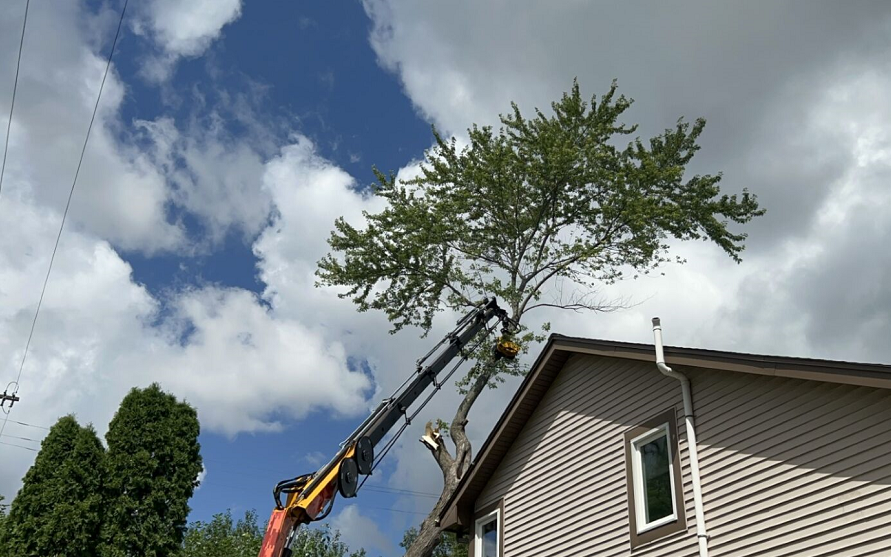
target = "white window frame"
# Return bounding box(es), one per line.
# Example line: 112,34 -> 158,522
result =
629,423 -> 677,534
474,507 -> 501,557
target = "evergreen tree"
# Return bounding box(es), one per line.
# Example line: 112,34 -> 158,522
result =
3,415 -> 105,557
100,383 -> 202,557
0,494 -> 9,555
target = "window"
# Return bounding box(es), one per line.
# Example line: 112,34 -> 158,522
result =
474,506 -> 501,557
631,424 -> 676,530
624,409 -> 686,547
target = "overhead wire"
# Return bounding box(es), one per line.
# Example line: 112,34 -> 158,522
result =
201,315 -> 498,509
0,0 -> 30,200
362,505 -> 427,516
201,457 -> 440,499
360,485 -> 438,499
0,433 -> 40,443
0,440 -> 36,452
0,0 -> 129,441
7,419 -> 48,430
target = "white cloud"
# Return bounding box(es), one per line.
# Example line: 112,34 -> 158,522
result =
0,136 -> 376,492
196,464 -> 207,488
5,4 -> 891,548
331,504 -> 395,556
133,0 -> 242,81
0,0 -> 426,510
143,0 -> 242,57
156,285 -> 372,434
362,0 -> 891,527
136,116 -> 272,245
360,0 -> 891,360
0,1 -> 280,254
0,1 -> 183,253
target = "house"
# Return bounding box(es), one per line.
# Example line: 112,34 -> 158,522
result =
439,322 -> 891,556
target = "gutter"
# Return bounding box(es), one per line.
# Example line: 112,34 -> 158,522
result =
652,318 -> 709,557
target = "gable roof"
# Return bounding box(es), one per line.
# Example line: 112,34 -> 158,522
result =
439,333 -> 891,530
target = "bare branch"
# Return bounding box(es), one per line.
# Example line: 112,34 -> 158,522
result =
525,281 -> 628,314
518,254 -> 583,315
525,302 -> 616,313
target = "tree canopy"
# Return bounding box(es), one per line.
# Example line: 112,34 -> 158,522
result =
177,512 -> 368,557
2,415 -> 105,557
100,383 -> 203,557
178,510 -> 263,557
318,80 -> 764,557
318,80 -> 762,334
287,526 -> 367,557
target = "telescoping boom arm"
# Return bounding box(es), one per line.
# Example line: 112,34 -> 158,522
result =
259,298 -> 518,557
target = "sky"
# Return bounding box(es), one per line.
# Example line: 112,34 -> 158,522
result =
1,1 -> 891,555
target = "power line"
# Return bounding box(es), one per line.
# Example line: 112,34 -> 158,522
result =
0,0 -> 30,200
0,440 -> 36,452
193,481 -> 430,517
0,433 -> 40,443
356,321 -> 497,496
8,419 -> 48,430
0,0 -> 129,441
362,505 -> 427,516
201,457 -> 440,499
361,485 -> 439,499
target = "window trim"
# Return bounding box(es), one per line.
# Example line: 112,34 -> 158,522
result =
624,408 -> 687,548
471,500 -> 503,557
629,423 -> 677,532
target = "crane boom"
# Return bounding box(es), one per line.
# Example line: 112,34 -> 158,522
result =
259,298 -> 517,557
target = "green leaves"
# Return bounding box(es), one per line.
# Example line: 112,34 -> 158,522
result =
318,79 -> 763,384
401,525 -> 467,557
2,416 -> 105,557
3,387 -> 202,557
286,525 -> 367,557
100,384 -> 203,557
179,510 -> 263,557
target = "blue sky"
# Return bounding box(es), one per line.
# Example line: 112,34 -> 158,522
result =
0,1 -> 441,553
129,4 -> 442,541
120,1 -> 430,300
3,2 -> 891,556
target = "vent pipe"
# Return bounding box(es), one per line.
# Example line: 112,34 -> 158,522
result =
652,318 -> 709,557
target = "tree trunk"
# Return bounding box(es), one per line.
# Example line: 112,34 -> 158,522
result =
403,467 -> 461,557
404,371 -> 492,557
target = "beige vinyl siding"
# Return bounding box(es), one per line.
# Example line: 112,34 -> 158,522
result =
474,353 -> 891,556
684,364 -> 891,556
475,354 -> 698,556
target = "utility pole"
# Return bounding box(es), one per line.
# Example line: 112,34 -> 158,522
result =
1,389 -> 20,409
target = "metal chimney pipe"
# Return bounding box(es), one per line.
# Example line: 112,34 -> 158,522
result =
652,318 -> 709,557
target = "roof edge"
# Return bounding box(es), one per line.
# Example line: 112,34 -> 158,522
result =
550,335 -> 891,389
439,334 -> 891,530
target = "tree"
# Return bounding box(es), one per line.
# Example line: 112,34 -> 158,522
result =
285,525 -> 366,557
179,511 -> 369,557
0,495 -> 7,556
401,526 -> 466,557
2,415 -> 105,557
179,510 -> 263,557
317,80 -> 764,556
100,383 -> 203,557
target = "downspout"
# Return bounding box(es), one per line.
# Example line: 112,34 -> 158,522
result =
652,318 -> 709,557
